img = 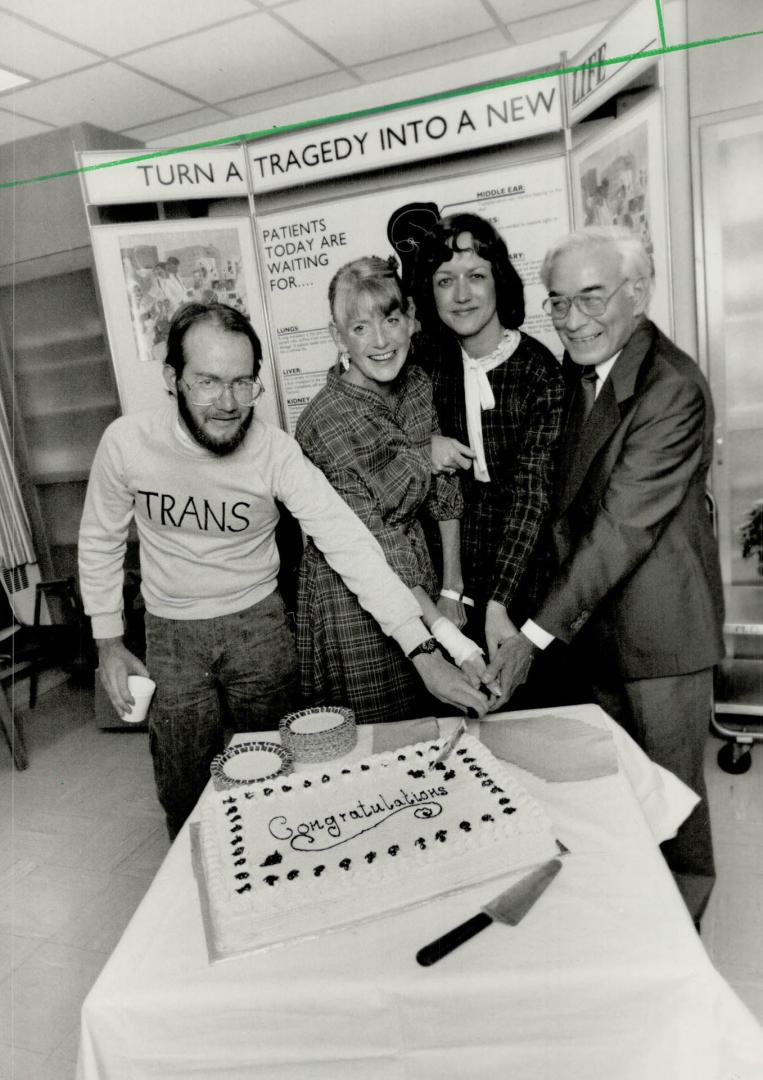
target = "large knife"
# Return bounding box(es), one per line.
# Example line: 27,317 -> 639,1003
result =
416,858 -> 563,967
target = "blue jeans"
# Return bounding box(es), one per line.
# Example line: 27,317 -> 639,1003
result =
145,590 -> 299,839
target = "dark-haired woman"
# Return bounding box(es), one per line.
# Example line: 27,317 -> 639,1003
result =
412,213 -> 565,664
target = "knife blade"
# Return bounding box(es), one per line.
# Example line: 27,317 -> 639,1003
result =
416,858 -> 563,967
427,719 -> 467,771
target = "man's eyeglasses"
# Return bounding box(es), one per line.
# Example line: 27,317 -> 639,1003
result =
542,278 -> 635,322
180,375 -> 265,407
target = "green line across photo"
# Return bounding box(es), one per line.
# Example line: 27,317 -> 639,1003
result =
1,2 -> 761,191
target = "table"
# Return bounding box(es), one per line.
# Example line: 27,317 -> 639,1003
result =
77,705 -> 763,1080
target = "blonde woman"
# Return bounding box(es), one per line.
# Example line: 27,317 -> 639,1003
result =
295,256 -> 490,724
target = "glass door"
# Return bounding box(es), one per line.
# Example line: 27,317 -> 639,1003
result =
695,107 -> 763,714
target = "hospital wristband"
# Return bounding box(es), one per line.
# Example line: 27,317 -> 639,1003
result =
439,588 -> 475,608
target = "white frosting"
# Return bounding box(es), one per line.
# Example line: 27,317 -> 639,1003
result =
198,734 -> 558,958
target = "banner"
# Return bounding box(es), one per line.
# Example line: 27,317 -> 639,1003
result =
80,81 -> 562,204
249,80 -> 563,193
566,0 -> 661,126
80,147 -> 249,205
257,156 -> 569,432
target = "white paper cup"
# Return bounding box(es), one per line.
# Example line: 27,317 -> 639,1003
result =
123,675 -> 156,724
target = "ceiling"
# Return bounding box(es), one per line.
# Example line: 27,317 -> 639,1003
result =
0,0 -> 624,149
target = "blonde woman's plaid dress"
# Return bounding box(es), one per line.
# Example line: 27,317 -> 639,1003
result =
294,364 -> 462,725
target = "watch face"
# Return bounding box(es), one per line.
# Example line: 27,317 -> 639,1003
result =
409,636 -> 439,660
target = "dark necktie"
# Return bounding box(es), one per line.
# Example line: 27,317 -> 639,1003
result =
580,367 -> 598,422
562,366 -> 599,456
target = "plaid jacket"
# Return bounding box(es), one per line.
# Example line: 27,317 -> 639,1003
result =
295,364 -> 462,591
426,332 -> 565,618
293,363 -> 462,724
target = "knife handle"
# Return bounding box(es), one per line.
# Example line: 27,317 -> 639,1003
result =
416,911 -> 493,967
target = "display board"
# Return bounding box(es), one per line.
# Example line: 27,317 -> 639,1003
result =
570,93 -> 672,335
90,218 -> 281,426
80,0 -> 674,437
257,155 -> 569,432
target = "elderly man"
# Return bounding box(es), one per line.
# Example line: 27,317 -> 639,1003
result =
79,302 -> 488,838
486,227 -> 724,922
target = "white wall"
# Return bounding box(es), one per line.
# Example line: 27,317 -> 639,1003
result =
662,0 -> 696,358
688,0 -> 763,119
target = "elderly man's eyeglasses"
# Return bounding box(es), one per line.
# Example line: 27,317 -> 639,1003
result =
542,278 -> 634,322
181,375 -> 265,407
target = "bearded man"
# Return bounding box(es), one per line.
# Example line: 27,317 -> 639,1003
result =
79,302 -> 486,838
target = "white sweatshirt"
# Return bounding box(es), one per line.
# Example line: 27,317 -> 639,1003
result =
79,406 -> 428,656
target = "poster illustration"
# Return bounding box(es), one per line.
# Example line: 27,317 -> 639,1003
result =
257,155 -> 570,432
119,227 -> 249,364
571,93 -> 672,335
577,120 -> 651,248
91,218 -> 281,424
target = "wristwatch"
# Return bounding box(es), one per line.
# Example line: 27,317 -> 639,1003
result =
407,637 -> 440,660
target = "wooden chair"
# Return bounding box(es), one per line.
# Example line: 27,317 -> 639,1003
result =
0,577 -> 90,770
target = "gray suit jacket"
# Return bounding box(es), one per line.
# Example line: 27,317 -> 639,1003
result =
535,319 -> 724,680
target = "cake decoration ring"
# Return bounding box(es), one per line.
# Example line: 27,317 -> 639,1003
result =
210,740 -> 294,790
279,706 -> 357,763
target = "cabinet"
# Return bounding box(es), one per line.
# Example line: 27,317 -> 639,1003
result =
0,123 -> 144,581
0,259 -> 121,578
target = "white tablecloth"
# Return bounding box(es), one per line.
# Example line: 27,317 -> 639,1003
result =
77,705 -> 763,1080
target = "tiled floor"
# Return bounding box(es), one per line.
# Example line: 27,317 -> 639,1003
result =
1,678 -> 762,1079
0,678 -> 168,1080
700,723 -> 763,1022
